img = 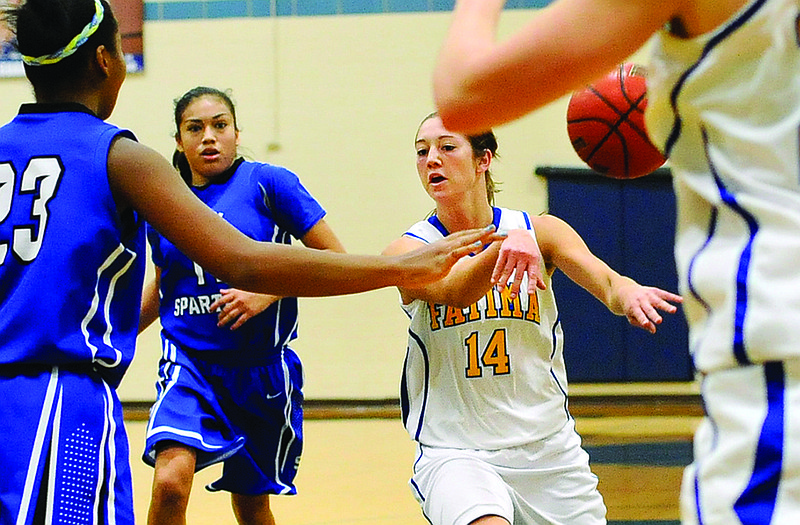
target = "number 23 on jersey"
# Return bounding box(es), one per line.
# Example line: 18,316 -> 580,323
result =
0,157 -> 63,265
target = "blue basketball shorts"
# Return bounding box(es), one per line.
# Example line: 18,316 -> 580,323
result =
143,336 -> 304,496
0,365 -> 134,525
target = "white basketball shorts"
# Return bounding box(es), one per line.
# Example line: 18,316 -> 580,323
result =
409,418 -> 606,525
682,359 -> 800,525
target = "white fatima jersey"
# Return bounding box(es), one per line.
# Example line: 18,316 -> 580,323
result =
400,207 -> 570,450
645,0 -> 800,372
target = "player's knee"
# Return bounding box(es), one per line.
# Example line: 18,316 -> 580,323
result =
231,494 -> 272,525
151,468 -> 193,507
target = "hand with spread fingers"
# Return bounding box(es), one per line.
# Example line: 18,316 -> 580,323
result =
609,282 -> 683,334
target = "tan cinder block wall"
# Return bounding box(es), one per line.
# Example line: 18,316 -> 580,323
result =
0,10 -> 652,400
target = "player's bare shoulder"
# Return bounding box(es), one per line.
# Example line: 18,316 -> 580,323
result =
678,0 -> 753,37
382,233 -> 426,257
530,214 -> 572,240
530,214 -> 584,262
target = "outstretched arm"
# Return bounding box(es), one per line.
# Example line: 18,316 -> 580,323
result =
210,219 -> 348,330
384,228 -> 542,308
434,0 -> 675,133
108,137 -> 504,297
535,214 -> 681,333
384,236 -> 501,307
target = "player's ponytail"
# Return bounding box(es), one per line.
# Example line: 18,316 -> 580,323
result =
172,150 -> 194,186
467,129 -> 500,207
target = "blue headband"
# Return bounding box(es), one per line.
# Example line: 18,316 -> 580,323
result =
21,0 -> 105,66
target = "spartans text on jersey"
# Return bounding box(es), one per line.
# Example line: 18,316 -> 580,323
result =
173,293 -> 223,316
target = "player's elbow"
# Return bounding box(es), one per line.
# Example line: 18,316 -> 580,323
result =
437,104 -> 469,134
202,251 -> 265,294
437,104 -> 490,136
434,73 -> 472,133
435,89 -> 493,136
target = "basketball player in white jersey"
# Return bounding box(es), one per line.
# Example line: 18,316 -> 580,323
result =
383,113 -> 682,525
433,1 -> 800,523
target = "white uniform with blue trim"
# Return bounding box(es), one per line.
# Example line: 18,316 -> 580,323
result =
402,207 -> 568,449
646,0 -> 800,373
400,207 -> 606,525
646,1 -> 800,523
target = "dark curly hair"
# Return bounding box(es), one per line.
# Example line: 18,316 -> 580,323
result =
3,0 -> 119,92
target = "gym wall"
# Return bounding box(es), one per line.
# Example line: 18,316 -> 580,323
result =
0,1 -> 664,401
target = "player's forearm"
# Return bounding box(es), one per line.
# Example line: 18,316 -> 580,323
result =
604,274 -> 641,316
440,260 -> 499,308
215,244 -> 401,297
434,0 -> 506,128
138,276 -> 161,333
449,0 -> 506,38
403,243 -> 501,308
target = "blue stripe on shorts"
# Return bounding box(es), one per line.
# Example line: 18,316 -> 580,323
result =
145,336 -> 304,496
734,362 -> 785,524
0,366 -> 134,525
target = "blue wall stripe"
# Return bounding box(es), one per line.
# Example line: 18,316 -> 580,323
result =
430,0 -> 455,11
275,0 -> 294,16
386,0 -> 429,13
161,1 -> 205,20
143,0 -> 553,21
143,2 -> 160,20
341,0 -> 384,15
252,0 -> 271,16
297,0 -> 337,16
207,0 -> 249,17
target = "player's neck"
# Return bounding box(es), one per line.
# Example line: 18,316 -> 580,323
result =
435,201 -> 494,233
35,87 -> 104,118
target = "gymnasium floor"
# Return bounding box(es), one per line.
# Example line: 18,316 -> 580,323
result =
126,385 -> 701,525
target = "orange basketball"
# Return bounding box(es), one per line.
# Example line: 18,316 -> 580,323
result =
567,63 -> 666,179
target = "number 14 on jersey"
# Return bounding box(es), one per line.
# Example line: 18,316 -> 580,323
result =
465,329 -> 510,378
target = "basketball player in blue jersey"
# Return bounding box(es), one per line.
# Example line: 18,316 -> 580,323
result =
434,1 -> 800,524
137,86 -> 346,525
383,113 -> 682,525
0,1 -> 507,523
